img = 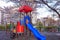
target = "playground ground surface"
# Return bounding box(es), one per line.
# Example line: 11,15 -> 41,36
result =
0,31 -> 60,40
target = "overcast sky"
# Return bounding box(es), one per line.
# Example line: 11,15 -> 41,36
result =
0,0 -> 15,8
0,0 -> 59,22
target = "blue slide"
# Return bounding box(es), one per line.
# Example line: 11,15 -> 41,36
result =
24,15 -> 46,40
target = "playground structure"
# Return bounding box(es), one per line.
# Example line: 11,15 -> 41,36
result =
13,5 -> 46,40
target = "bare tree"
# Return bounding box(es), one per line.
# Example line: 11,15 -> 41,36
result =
34,0 -> 60,18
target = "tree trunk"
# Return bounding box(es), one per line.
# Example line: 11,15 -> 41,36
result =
1,12 -> 4,25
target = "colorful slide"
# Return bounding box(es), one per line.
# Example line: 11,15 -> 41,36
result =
24,15 -> 46,40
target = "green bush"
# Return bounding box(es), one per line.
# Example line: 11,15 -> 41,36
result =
36,26 -> 42,30
6,24 -> 16,29
45,26 -> 57,29
0,25 -> 5,30
44,26 -> 57,32
36,22 -> 45,30
6,24 -> 11,29
0,24 -> 16,31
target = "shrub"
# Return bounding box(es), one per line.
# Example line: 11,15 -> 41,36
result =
44,26 -> 57,32
0,25 -> 5,30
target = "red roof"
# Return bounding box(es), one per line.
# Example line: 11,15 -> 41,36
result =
18,5 -> 33,13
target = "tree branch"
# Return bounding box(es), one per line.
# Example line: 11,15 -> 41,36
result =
34,0 -> 60,18
41,0 -> 60,18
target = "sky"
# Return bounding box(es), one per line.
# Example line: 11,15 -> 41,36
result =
36,7 -> 59,20
0,0 -> 59,22
36,8 -> 52,18
36,0 -> 59,20
0,0 -> 15,8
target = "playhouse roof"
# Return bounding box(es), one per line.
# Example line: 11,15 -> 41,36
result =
18,5 -> 33,13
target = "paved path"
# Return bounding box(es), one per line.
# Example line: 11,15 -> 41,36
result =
0,31 -> 37,40
0,31 -> 60,40
0,31 -> 11,40
42,32 -> 60,40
